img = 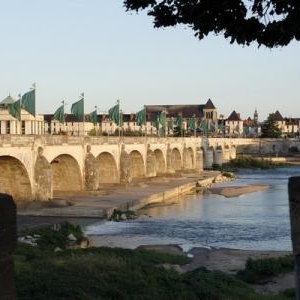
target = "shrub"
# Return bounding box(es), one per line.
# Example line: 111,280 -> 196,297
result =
289,146 -> 299,153
237,255 -> 294,283
20,222 -> 85,250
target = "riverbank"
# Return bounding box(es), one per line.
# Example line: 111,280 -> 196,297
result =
72,235 -> 296,294
17,171 -> 223,220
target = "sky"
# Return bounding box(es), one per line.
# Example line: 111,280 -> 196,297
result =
0,0 -> 299,121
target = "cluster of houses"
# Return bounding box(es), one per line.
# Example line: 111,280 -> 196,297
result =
0,94 -> 299,138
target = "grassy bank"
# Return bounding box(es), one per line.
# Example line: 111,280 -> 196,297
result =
14,223 -> 294,300
224,156 -> 284,169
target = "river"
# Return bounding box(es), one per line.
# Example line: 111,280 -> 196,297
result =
85,166 -> 300,251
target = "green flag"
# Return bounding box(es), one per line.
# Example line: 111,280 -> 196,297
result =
156,111 -> 166,136
21,89 -> 35,116
108,103 -> 120,125
89,110 -> 97,125
54,105 -> 65,123
135,108 -> 146,126
158,111 -> 166,128
167,119 -> 174,130
175,116 -> 182,128
8,99 -> 21,121
188,117 -> 195,130
200,120 -> 208,133
71,98 -> 84,121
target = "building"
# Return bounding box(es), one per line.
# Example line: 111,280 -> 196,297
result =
0,95 -> 44,135
225,110 -> 243,137
44,114 -> 98,136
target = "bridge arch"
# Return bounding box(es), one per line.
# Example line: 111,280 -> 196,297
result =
96,152 -> 119,184
153,149 -> 165,174
51,154 -> 82,193
129,150 -> 144,179
0,155 -> 32,202
172,148 -> 181,171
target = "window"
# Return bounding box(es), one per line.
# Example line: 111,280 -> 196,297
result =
22,121 -> 25,134
6,121 -> 10,134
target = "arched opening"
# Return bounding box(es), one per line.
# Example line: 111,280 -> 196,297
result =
51,154 -> 82,193
97,152 -> 119,184
172,148 -> 181,171
183,147 -> 194,170
153,149 -> 165,175
0,156 -> 32,202
129,150 -> 144,179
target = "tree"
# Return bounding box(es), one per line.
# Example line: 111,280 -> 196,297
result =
124,0 -> 300,48
261,113 -> 282,138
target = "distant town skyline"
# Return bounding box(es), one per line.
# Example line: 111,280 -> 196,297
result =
0,1 -> 299,121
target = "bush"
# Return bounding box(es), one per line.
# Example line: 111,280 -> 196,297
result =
237,255 -> 294,284
289,146 -> 299,153
226,156 -> 278,169
20,222 -> 85,250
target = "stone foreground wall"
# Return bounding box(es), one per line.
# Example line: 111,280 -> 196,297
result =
0,194 -> 16,300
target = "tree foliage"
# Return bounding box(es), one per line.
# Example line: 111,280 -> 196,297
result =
261,113 -> 282,138
124,0 -> 300,48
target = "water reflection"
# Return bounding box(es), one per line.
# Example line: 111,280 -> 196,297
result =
86,167 -> 300,251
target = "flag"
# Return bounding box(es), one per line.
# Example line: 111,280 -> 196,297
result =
156,111 -> 166,136
21,89 -> 35,116
54,105 -> 65,123
71,97 -> 84,121
188,117 -> 195,130
89,110 -> 97,125
108,103 -> 120,125
8,100 -> 21,120
200,120 -> 208,133
175,115 -> 182,128
158,111 -> 166,128
167,119 -> 174,130
135,108 -> 146,126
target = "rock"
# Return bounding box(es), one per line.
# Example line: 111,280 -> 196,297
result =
79,239 -> 89,249
120,213 -> 127,220
67,233 -> 77,242
54,247 -> 62,252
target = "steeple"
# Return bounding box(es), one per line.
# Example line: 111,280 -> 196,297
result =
254,108 -> 258,125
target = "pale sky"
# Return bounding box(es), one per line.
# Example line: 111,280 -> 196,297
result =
0,0 -> 299,121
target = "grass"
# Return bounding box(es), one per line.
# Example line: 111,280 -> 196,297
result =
225,157 -> 280,169
20,221 -> 85,250
14,223 -> 294,300
237,255 -> 294,284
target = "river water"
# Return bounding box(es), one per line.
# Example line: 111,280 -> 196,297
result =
85,166 -> 300,251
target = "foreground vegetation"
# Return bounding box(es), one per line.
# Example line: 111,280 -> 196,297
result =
237,256 -> 294,284
15,223 -> 295,300
225,156 -> 283,169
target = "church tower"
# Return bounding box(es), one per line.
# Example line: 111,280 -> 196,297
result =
253,108 -> 258,125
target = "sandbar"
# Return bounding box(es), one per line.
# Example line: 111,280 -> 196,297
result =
209,184 -> 269,198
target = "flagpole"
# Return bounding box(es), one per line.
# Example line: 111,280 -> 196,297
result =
95,105 -> 98,136
144,105 -> 146,137
31,83 -> 36,135
19,94 -> 22,135
193,115 -> 196,137
82,92 -> 85,136
62,100 -> 65,134
117,99 -> 120,139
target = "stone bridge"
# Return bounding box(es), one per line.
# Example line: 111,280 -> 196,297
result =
0,135 -> 298,203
